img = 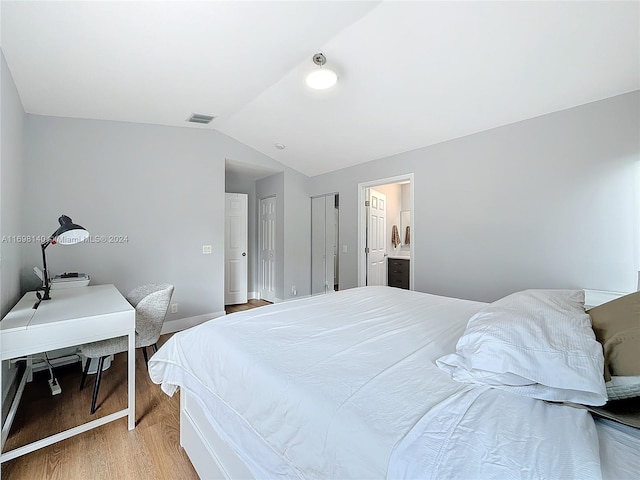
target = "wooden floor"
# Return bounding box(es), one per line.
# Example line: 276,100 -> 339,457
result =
225,299 -> 271,314
2,300 -> 270,480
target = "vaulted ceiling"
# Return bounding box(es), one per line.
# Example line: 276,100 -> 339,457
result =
2,1 -> 638,176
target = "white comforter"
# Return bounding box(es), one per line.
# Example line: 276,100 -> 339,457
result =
149,286 -> 603,479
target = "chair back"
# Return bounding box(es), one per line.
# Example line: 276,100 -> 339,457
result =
126,283 -> 174,347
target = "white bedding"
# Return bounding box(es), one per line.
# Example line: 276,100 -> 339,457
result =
149,286 -> 633,479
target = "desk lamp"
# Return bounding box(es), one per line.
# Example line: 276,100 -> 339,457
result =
36,215 -> 89,303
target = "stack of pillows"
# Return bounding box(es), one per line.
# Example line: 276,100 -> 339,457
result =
589,291 -> 640,402
437,288 -> 639,426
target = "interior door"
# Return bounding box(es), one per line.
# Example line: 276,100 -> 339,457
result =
224,193 -> 248,305
366,188 -> 387,286
259,196 -> 276,302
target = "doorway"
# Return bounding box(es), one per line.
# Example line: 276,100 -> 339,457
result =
357,174 -> 414,289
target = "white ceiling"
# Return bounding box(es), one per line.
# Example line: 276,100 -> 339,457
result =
2,1 -> 639,177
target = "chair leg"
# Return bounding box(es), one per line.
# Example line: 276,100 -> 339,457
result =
142,346 -> 149,366
80,356 -> 91,391
90,356 -> 105,415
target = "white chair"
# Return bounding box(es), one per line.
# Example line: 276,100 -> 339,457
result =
80,283 -> 174,414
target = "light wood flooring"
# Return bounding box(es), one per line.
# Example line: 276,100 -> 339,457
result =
225,299 -> 271,314
2,300 -> 269,480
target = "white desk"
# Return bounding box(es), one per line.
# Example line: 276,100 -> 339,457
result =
0,284 -> 136,462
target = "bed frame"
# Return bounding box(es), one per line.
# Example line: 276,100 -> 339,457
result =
180,390 -> 255,479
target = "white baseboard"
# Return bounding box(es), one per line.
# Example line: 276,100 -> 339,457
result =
161,310 -> 226,335
284,294 -> 311,302
248,291 -> 259,300
583,289 -> 629,309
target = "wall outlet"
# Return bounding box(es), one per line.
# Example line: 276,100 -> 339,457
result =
202,245 -> 212,255
170,303 -> 178,314
291,286 -> 297,296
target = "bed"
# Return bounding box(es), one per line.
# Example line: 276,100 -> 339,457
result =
148,286 -> 640,479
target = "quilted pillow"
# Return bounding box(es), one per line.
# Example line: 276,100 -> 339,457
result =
437,289 -> 607,406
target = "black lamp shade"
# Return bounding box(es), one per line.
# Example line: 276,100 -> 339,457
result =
35,214 -> 89,306
52,215 -> 89,245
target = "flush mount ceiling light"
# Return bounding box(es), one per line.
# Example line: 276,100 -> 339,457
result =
305,53 -> 338,90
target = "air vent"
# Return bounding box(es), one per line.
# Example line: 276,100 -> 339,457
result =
187,113 -> 216,124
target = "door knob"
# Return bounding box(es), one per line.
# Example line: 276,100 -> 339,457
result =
242,252 -> 246,256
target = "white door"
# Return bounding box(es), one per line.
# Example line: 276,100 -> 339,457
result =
259,196 -> 276,302
225,193 -> 248,305
311,194 -> 338,295
366,188 -> 387,286
311,196 -> 327,295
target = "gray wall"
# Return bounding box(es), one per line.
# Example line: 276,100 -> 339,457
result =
1,50 -> 25,413
227,168 -> 310,302
1,52 -> 24,317
283,169 -> 310,298
21,115 -> 293,325
310,92 -> 640,302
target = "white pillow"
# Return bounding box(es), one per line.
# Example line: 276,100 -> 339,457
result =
606,376 -> 640,401
437,289 -> 607,406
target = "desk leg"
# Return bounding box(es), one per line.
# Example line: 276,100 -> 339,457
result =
128,330 -> 135,430
1,359 -> 3,450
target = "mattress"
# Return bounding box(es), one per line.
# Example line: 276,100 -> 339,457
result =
596,418 -> 640,480
149,286 -> 639,479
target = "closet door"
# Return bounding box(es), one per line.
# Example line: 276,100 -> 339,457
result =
259,196 -> 277,302
324,195 -> 337,292
224,193 -> 248,305
311,194 -> 339,295
311,196 -> 327,295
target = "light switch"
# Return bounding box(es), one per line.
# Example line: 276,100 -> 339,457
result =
202,245 -> 212,254
342,244 -> 348,253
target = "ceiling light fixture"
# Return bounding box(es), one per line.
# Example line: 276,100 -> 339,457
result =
305,53 -> 338,90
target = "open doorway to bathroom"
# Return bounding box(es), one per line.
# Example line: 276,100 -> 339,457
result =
357,174 -> 414,290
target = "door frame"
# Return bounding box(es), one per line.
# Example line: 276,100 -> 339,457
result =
357,173 -> 414,289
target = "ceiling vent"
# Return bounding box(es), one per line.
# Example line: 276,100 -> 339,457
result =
187,113 -> 216,124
